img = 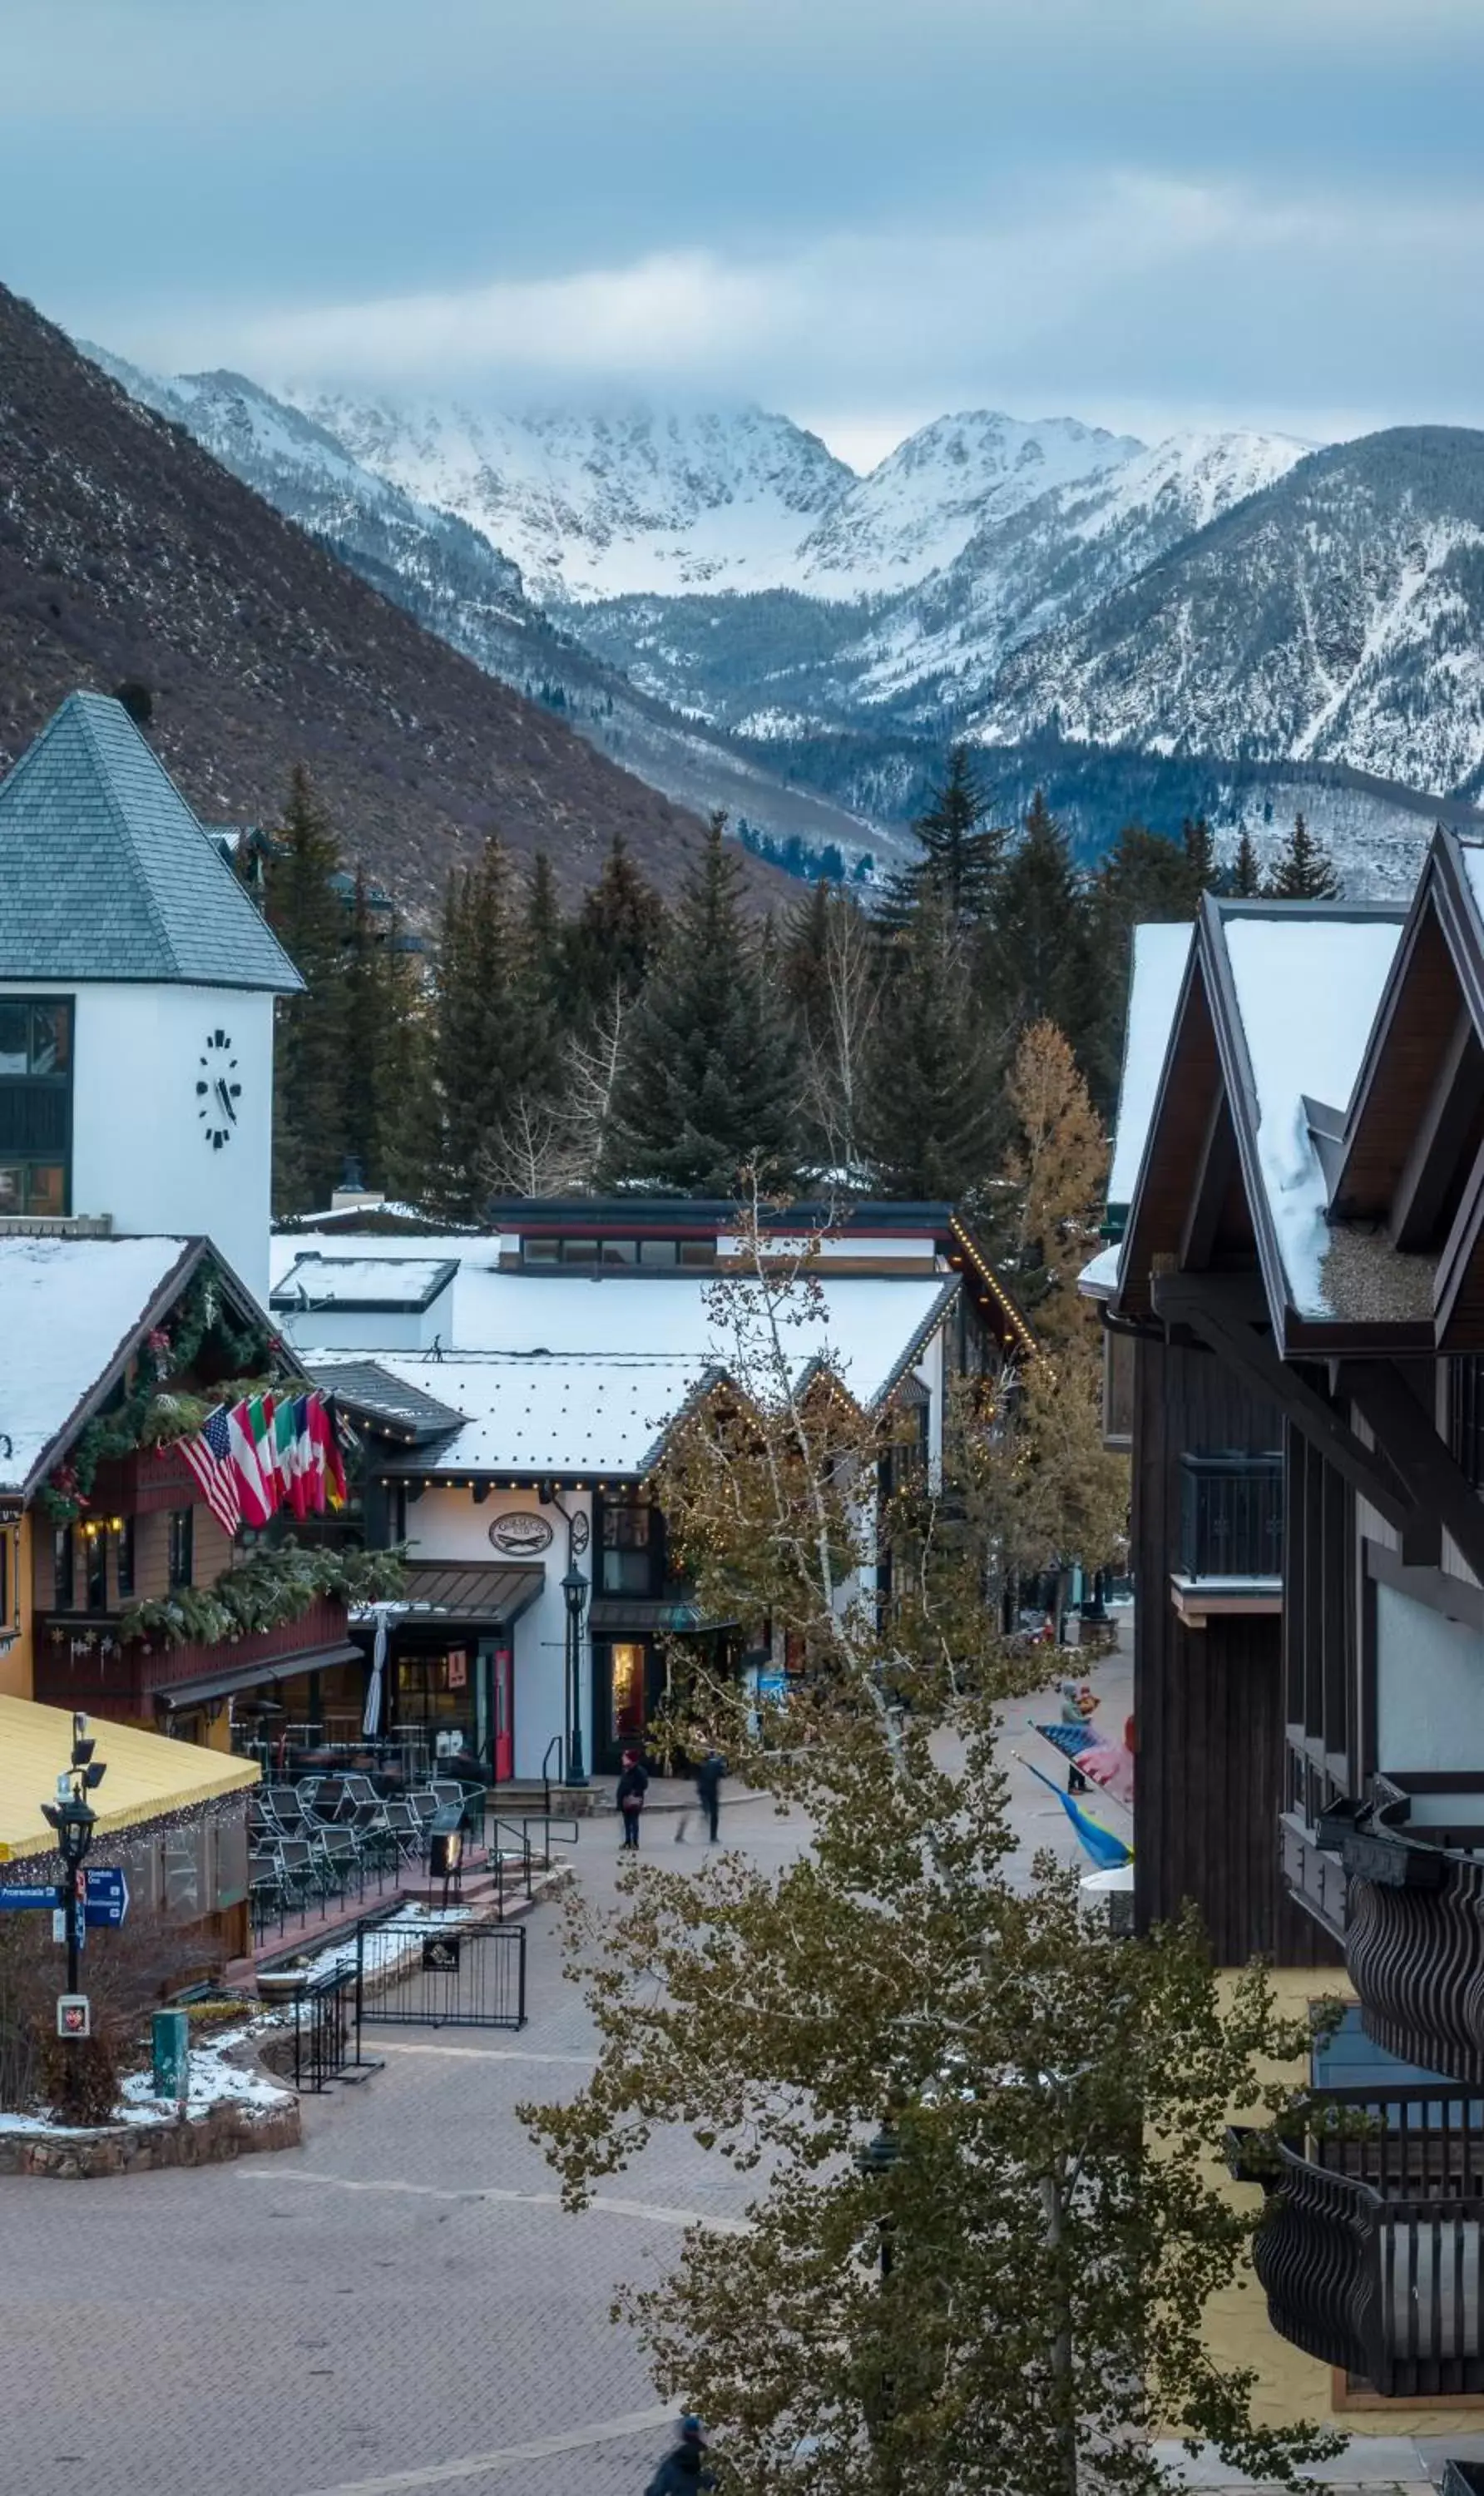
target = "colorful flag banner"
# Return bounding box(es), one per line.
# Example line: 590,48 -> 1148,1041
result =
178,1406 -> 243,1537
226,1398 -> 275,1527
1021,1756 -> 1133,1871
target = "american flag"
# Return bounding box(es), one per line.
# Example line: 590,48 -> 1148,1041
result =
180,1405 -> 243,1537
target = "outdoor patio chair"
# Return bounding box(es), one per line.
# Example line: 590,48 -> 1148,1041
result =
275,1836 -> 327,1909
383,1799 -> 425,1865
315,1826 -> 367,1902
408,1790 -> 440,1829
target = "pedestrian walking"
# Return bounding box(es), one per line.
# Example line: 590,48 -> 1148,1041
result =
645,2416 -> 715,2492
676,1746 -> 727,1845
1060,1678 -> 1091,1794
616,1747 -> 649,1850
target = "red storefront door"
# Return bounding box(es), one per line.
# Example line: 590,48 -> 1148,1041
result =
492,1646 -> 514,1782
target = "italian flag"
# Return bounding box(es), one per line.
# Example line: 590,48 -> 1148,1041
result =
274,1395 -> 306,1520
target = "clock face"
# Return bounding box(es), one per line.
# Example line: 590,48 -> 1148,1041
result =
195,1028 -> 243,1150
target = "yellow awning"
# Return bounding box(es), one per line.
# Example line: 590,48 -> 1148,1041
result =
0,1695 -> 259,1863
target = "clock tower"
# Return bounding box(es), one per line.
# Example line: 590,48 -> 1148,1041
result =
0,693 -> 302,1300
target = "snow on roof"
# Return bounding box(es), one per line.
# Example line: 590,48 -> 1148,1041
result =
0,1236 -> 194,1493
1459,840 -> 1484,921
294,1269 -> 955,1409
1107,924 -> 1194,1211
271,1255 -> 458,1311
1077,1241 -> 1122,1301
1222,914 -> 1403,1317
270,1230 -> 501,1285
309,1351 -> 715,1478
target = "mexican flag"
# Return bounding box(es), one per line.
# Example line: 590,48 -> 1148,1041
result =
274,1394 -> 306,1520
228,1395 -> 277,1528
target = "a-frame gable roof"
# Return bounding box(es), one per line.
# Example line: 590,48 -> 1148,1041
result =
1116,898 -> 1407,1346
0,692 -> 303,991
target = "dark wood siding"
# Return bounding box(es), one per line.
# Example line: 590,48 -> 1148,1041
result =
1131,1328 -> 1341,1964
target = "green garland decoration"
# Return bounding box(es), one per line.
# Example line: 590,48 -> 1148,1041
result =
119,1541 -> 408,1652
39,1268 -> 282,1524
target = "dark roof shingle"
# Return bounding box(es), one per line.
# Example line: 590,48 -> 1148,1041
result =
0,692 -> 303,990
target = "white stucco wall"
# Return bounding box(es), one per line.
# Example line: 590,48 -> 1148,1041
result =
405,1484 -> 595,1780
0,979 -> 275,1301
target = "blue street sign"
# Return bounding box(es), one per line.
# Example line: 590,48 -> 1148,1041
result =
0,1884 -> 56,1912
84,1867 -> 129,1929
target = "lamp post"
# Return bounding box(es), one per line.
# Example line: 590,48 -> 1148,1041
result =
41,1711 -> 106,1999
561,1561 -> 590,1787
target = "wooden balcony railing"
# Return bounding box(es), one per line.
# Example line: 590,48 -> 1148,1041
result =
34,1594 -> 354,1711
1234,2080 -> 1484,2396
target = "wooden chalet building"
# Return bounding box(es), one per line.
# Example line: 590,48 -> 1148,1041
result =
1093,847 -> 1484,2418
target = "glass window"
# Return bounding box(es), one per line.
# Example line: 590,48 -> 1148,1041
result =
115,1518 -> 135,1600
609,1642 -> 647,1746
0,1166 -> 22,1215
0,1527 -> 8,1627
637,1238 -> 678,1267
601,1502 -> 652,1593
677,1240 -> 717,1269
561,1236 -> 599,1264
0,1005 -> 27,1074
168,1508 -> 194,1589
601,1238 -> 637,1265
85,1527 -> 106,1612
522,1239 -> 561,1266
28,1006 -> 68,1076
52,1524 -> 73,1609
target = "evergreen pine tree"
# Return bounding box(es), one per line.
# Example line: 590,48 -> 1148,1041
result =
1269,810 -> 1342,900
986,790 -> 1095,1067
566,833 -> 668,1022
883,745 -> 1006,932
524,852 -> 568,1026
376,933 -> 440,1209
603,814 -> 800,1194
861,897 -> 1002,1200
1232,827 -> 1264,897
779,878 -> 834,1045
261,765 -> 349,1215
1181,813 -> 1218,901
341,866 -> 387,1190
433,835 -> 528,1221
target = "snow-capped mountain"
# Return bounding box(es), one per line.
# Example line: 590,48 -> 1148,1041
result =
85,349 -> 888,869
977,428 -> 1484,800
843,427 -> 1310,715
284,394 -> 854,602
793,411 -> 1143,596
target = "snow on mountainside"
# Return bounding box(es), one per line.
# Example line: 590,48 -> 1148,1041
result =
846,428 -> 1309,716
284,394 -> 854,602
794,411 -> 1142,596
977,428 -> 1484,799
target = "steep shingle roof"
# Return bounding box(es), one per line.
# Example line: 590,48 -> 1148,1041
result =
0,692 -> 303,989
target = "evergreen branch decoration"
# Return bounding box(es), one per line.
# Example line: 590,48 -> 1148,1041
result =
38,1267 -> 282,1523
119,1541 -> 407,1651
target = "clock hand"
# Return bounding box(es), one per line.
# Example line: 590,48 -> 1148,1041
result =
215,1078 -> 238,1126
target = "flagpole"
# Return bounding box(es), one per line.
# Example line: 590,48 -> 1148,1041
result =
1023,1721 -> 1135,1817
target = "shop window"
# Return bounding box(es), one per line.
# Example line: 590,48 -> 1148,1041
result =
0,997 -> 72,1215
168,1507 -> 195,1589
522,1239 -> 561,1265
677,1240 -> 717,1268
601,1238 -> 637,1265
52,1523 -> 73,1610
601,1501 -> 653,1593
84,1526 -> 106,1612
638,1239 -> 678,1267
115,1517 -> 135,1600
610,1642 -> 647,1746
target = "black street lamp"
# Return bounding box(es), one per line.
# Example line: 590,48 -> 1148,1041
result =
855,2117 -> 902,2280
41,1712 -> 105,1999
561,1561 -> 589,1787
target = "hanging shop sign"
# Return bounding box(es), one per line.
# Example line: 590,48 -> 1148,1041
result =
487,1512 -> 554,1558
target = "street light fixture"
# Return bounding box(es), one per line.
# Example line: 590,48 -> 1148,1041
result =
561,1562 -> 589,1787
40,1712 -> 106,1999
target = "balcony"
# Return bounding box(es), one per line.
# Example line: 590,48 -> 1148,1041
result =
33,1594 -> 357,1716
1339,1823 -> 1484,2086
1170,1449 -> 1283,1627
1234,2082 -> 1484,2397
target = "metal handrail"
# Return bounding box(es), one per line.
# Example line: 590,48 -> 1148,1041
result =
541,1735 -> 565,1820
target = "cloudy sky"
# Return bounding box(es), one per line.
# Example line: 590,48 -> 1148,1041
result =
3,0 -> 1477,467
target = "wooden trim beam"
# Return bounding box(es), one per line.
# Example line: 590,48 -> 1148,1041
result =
1179,1090 -> 1238,1273
1152,1273 -> 1415,1534
1391,1008 -> 1482,1249
1339,1359 -> 1484,1587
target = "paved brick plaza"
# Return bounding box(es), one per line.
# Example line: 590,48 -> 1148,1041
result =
0,1665 -> 1124,2496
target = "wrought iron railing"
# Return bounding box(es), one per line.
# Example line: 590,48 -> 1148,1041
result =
1178,1449 -> 1284,1580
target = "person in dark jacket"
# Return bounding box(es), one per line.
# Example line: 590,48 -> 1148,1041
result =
676,1748 -> 727,1845
616,1749 -> 649,1850
645,2417 -> 715,2493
